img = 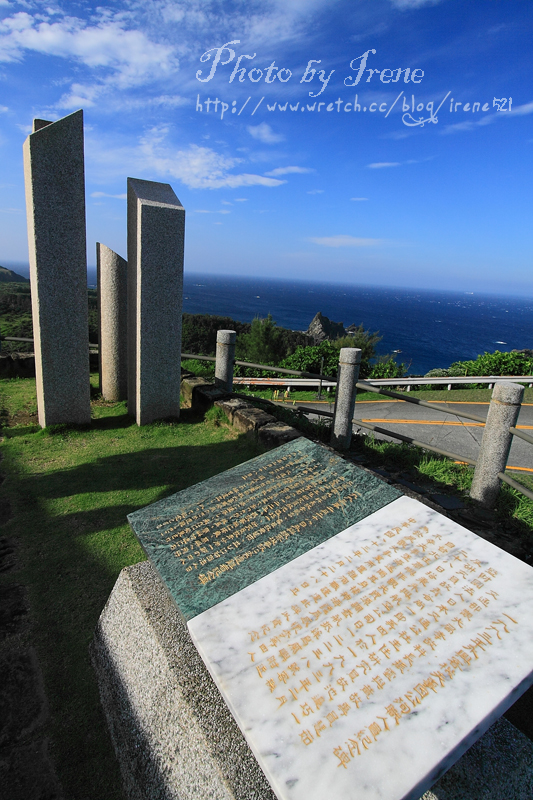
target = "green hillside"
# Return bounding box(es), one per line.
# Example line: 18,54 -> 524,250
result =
0,265 -> 30,283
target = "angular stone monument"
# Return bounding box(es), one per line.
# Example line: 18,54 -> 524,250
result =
127,178 -> 185,425
94,439 -> 533,800
23,110 -> 91,427
97,243 -> 127,401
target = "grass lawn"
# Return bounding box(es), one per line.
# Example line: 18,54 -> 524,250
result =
0,375 -> 263,800
1,374 -> 532,799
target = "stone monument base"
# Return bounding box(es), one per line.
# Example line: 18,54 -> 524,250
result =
91,561 -> 533,800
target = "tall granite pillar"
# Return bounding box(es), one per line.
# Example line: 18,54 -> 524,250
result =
127,178 -> 185,425
97,243 -> 128,401
23,110 -> 91,427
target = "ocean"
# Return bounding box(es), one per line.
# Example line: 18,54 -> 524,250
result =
5,262 -> 532,375
180,273 -> 533,376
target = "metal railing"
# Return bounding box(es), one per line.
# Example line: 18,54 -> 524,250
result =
185,341 -> 532,506
5,335 -> 531,504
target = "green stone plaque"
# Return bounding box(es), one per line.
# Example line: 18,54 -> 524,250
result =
127,438 -> 401,620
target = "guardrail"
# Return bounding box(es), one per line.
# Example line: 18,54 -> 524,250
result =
5,334 -> 531,506
229,375 -> 533,390
195,331 -> 533,508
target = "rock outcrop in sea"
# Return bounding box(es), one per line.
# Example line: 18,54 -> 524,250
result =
306,312 -> 346,342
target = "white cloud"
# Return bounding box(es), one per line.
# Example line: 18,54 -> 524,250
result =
508,100 -> 533,117
234,198 -> 248,201
264,166 -> 313,176
351,197 -> 368,201
0,104 -> 8,112
307,189 -> 324,195
86,126 -> 286,191
310,235 -> 381,247
366,161 -> 401,169
192,209 -> 230,214
0,10 -> 179,107
247,123 -> 284,144
442,100 -> 533,135
389,0 -> 444,8
106,94 -> 190,111
159,0 -> 336,47
90,191 -> 127,199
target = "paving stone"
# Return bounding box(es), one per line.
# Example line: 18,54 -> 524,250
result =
257,422 -> 302,449
232,406 -> 277,435
214,398 -> 249,424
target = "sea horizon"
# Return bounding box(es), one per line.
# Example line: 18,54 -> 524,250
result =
3,262 -> 532,375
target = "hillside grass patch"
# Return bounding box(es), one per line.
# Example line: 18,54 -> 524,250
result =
0,375 -> 263,800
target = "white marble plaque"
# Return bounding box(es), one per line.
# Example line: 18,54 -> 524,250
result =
188,496 -> 533,800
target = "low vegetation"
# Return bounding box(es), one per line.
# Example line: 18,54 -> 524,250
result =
0,375 -> 263,800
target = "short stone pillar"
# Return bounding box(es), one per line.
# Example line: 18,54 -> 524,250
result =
127,178 -> 185,425
470,381 -> 524,507
215,330 -> 236,393
97,243 -> 127,401
23,109 -> 91,427
331,348 -> 361,450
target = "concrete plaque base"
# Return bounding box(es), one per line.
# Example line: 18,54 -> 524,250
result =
92,561 -> 533,800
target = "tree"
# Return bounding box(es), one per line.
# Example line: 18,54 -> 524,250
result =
336,324 -> 382,365
235,314 -> 286,365
368,355 -> 406,379
279,340 -> 340,377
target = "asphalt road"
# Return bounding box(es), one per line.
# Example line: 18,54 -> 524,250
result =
283,397 -> 533,472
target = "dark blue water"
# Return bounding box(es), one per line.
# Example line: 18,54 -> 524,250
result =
6,262 -> 532,376
181,274 -> 533,375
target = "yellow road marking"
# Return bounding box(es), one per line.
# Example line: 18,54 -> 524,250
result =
363,419 -> 483,427
356,399 -> 533,406
294,399 -> 533,407
453,462 -> 533,474
362,419 -> 533,429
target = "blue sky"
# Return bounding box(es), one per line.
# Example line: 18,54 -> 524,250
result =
0,0 -> 532,295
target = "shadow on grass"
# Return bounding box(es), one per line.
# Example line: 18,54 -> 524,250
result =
2,405 -> 208,437
0,424 -> 262,800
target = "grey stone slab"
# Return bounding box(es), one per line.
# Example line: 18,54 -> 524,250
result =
214,398 -> 250,424
127,438 -> 401,621
93,560 -> 533,800
91,560 -> 276,800
127,178 -> 184,425
257,421 -> 302,449
97,243 -> 127,401
23,109 -> 91,427
232,406 -> 277,434
181,377 -> 213,407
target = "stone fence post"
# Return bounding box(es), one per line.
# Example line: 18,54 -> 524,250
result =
97,243 -> 127,401
331,348 -> 361,451
470,381 -> 524,507
215,330 -> 236,393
